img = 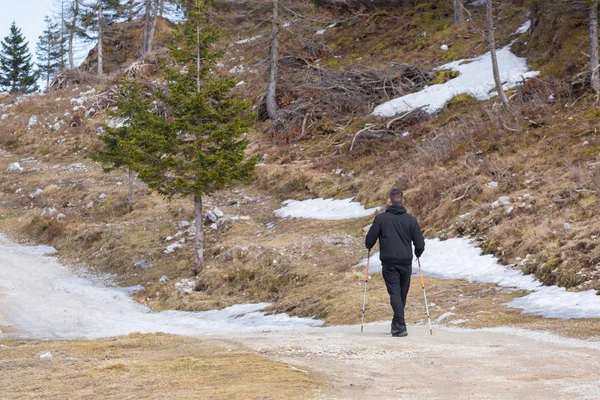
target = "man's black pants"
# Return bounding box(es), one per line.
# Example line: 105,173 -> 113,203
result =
381,263 -> 412,331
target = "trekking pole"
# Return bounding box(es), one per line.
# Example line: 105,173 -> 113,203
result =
360,249 -> 371,332
417,257 -> 433,336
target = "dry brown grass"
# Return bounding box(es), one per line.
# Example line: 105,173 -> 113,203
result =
0,334 -> 317,399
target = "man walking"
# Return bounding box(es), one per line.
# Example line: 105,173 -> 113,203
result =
365,188 -> 425,337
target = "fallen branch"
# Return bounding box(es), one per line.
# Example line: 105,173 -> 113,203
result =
451,182 -> 477,203
350,124 -> 376,152
386,105 -> 429,129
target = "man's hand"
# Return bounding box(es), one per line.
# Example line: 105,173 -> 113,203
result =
415,248 -> 424,258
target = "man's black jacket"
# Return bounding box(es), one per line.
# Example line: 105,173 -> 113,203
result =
365,205 -> 425,265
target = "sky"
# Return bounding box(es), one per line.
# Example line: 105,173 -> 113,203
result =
0,0 -> 55,63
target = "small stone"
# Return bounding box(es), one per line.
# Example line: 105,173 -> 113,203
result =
491,196 -> 511,208
166,236 -> 173,241
213,208 -> 224,218
28,115 -> 38,127
99,193 -> 106,200
53,122 -> 61,131
486,181 -> 499,189
133,259 -> 153,270
563,222 -> 572,230
459,212 -> 471,220
179,221 -> 190,229
56,213 -> 67,221
159,275 -> 169,282
7,162 -> 23,172
29,188 -> 43,199
84,201 -> 94,209
39,352 -> 53,360
440,44 -> 449,51
506,206 -> 514,214
205,211 -> 218,223
210,223 -> 218,230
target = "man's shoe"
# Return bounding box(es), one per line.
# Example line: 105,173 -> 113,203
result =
392,330 -> 408,337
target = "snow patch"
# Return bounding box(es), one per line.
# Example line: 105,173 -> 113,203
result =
372,35 -> 539,117
358,238 -> 600,319
0,234 -> 322,339
515,20 -> 531,35
275,198 -> 380,220
235,34 -> 262,45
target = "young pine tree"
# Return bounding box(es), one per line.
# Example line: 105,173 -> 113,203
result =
134,0 -> 257,274
91,79 -> 157,213
0,23 -> 38,93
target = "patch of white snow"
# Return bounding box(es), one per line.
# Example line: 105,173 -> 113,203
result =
275,198 -> 380,220
357,238 -> 600,319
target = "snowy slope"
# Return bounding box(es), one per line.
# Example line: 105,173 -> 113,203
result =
372,22 -> 538,117
359,238 -> 600,319
0,234 -> 322,339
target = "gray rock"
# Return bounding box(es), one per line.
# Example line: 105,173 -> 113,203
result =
133,259 -> 153,270
179,221 -> 190,229
56,213 -> 67,221
39,352 -> 53,360
28,115 -> 38,127
159,275 -> 169,282
491,196 -> 511,208
205,211 -> 218,223
6,162 -> 23,172
29,188 -> 43,199
563,222 -> 572,231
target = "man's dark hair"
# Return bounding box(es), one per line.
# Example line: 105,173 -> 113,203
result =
390,188 -> 404,205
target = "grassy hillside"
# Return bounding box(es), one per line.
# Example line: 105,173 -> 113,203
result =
0,0 -> 599,337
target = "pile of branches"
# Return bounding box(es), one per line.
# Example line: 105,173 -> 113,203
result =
312,0 -> 410,11
260,62 -> 434,137
48,69 -> 105,92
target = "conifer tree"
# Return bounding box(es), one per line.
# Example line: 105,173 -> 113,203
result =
132,0 -> 257,274
0,23 -> 38,93
91,79 -> 156,213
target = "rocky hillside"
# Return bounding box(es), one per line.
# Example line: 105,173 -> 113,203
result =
0,0 -> 599,331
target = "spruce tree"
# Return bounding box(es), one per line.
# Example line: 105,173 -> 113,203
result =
0,23 -> 38,93
132,0 -> 257,274
91,79 -> 157,213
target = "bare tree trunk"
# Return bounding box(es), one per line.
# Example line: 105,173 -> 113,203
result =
487,0 -> 508,107
128,167 -> 135,213
127,0 -> 135,22
265,0 -> 280,123
68,0 -> 79,69
159,0 -> 165,17
147,0 -> 159,54
454,0 -> 464,24
193,196 -> 204,275
591,0 -> 599,93
97,0 -> 103,76
143,0 -> 151,54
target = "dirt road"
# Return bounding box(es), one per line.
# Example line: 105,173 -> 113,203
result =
234,323 -> 600,399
